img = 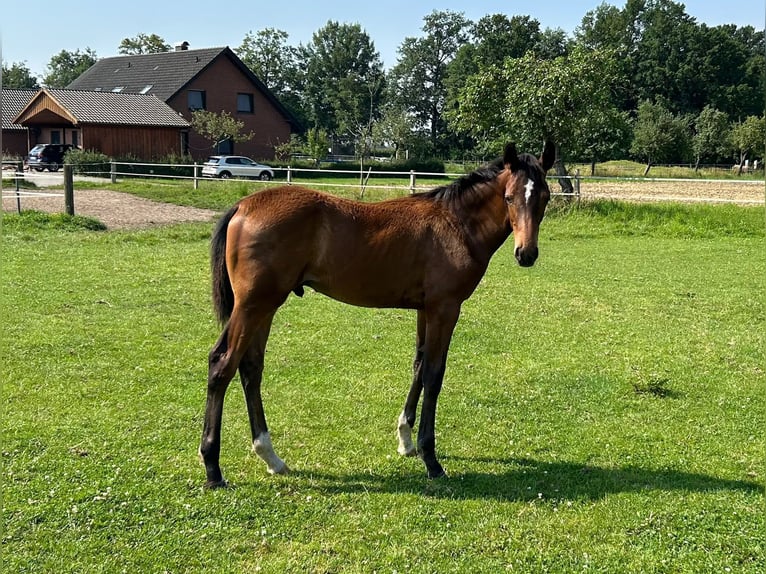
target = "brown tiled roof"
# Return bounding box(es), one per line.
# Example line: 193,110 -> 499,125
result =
67,46 -> 300,129
68,47 -> 225,101
16,89 -> 190,127
2,89 -> 36,130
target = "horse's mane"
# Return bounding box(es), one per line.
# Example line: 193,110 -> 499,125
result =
415,157 -> 505,202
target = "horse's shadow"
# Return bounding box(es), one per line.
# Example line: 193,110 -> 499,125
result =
289,456 -> 762,501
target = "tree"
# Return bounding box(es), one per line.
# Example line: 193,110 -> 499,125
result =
449,47 -> 624,192
191,110 -> 254,153
236,29 -> 297,94
389,10 -> 471,155
305,127 -> 330,166
2,62 -> 39,89
43,48 -> 97,88
692,106 -> 731,169
729,115 -> 765,172
299,21 -> 385,152
118,34 -> 171,54
630,100 -> 692,174
372,104 -> 418,160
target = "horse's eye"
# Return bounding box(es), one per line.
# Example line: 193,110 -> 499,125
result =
504,195 -> 513,204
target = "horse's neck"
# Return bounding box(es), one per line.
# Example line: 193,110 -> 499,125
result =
452,183 -> 510,263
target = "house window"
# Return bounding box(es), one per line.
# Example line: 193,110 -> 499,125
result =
237,93 -> 254,113
216,138 -> 233,155
51,131 -> 61,144
72,131 -> 80,147
140,84 -> 153,94
188,90 -> 206,110
112,86 -> 125,93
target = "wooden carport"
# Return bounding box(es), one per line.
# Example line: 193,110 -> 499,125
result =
13,88 -> 190,160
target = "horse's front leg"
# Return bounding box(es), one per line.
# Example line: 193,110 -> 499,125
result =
398,310 -> 425,457
417,304 -> 461,479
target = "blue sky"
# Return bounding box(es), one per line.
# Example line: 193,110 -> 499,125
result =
2,0 -> 763,79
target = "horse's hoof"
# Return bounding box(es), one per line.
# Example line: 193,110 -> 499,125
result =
204,479 -> 229,489
398,446 -> 417,457
268,461 -> 290,475
428,470 -> 448,479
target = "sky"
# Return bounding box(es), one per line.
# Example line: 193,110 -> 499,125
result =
2,0 -> 764,79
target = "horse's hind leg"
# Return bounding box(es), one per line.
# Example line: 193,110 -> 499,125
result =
239,312 -> 289,475
199,324 -> 240,488
398,310 -> 426,457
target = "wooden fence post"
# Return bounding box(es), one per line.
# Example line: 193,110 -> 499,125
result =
409,170 -> 416,194
64,164 -> 75,216
15,161 -> 23,214
111,161 -> 117,184
193,162 -> 199,190
287,166 -> 292,185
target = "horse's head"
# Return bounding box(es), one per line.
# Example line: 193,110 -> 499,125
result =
503,141 -> 556,267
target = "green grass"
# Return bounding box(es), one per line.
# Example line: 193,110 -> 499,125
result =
2,201 -> 764,573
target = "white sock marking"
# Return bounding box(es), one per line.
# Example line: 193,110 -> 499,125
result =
524,179 -> 535,204
253,432 -> 289,475
397,411 -> 417,456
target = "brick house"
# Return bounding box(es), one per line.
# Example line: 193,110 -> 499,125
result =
68,45 -> 299,161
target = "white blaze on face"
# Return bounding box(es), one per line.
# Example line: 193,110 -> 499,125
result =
524,179 -> 535,205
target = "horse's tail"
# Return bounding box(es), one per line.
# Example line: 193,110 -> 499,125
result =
211,205 -> 238,325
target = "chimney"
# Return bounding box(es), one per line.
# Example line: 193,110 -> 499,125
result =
174,41 -> 190,52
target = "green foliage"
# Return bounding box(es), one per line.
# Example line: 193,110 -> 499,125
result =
117,33 -> 171,55
693,106 -> 732,165
300,21 -> 385,142
236,28 -> 297,95
190,110 -> 254,153
64,148 -> 111,177
388,10 -> 471,154
730,115 -> 766,165
630,100 -> 693,170
2,61 -> 39,89
42,48 -> 97,87
305,127 -> 329,165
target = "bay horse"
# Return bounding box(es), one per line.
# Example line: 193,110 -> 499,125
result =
200,141 -> 556,487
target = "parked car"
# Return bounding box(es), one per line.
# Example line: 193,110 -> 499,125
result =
201,156 -> 274,180
27,143 -> 75,172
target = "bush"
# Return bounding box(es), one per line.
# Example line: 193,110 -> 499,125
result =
64,148 -> 111,177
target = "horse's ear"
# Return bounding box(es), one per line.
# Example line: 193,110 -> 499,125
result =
504,143 -> 521,171
541,141 -> 555,172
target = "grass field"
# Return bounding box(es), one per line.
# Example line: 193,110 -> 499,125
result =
2,196 -> 765,572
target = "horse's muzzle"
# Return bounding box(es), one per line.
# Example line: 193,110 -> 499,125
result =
514,245 -> 538,267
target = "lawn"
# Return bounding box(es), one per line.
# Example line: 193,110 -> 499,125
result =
2,198 -> 764,573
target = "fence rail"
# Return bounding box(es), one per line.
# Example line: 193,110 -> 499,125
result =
3,160 -> 763,217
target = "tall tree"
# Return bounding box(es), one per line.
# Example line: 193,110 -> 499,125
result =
191,110 -> 254,153
236,28 -> 297,95
43,48 -> 97,88
236,28 -> 306,129
2,62 -> 39,89
389,10 -> 471,155
118,34 -> 171,54
299,21 -> 384,151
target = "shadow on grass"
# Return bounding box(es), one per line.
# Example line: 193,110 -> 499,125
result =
291,457 -> 763,501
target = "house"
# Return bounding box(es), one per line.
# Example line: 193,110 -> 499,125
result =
13,89 -> 190,159
68,45 -> 299,161
1,89 -> 37,158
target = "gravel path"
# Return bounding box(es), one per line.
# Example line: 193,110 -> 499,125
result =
3,188 -> 218,230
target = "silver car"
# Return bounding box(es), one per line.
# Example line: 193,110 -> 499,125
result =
201,155 -> 274,180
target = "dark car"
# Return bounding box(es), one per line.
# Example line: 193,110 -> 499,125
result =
27,144 -> 75,172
